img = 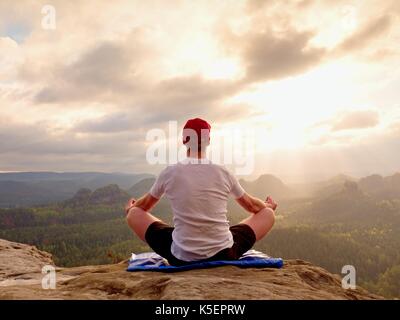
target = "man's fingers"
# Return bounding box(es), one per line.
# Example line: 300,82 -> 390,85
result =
265,196 -> 278,210
266,196 -> 275,204
127,198 -> 136,205
124,198 -> 136,215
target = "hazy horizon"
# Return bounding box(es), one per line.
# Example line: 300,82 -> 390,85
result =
1,168 -> 399,185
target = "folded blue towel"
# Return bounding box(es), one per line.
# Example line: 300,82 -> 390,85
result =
127,250 -> 284,272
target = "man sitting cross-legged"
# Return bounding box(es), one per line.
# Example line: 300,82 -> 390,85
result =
126,118 -> 277,266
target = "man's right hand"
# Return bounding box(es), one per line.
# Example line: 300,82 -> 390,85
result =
125,198 -> 136,215
265,196 -> 278,211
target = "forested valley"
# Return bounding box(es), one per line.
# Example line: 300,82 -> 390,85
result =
1,174 -> 399,298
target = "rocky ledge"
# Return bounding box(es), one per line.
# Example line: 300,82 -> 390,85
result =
0,239 -> 381,300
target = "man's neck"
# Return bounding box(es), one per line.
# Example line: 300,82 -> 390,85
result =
187,150 -> 206,159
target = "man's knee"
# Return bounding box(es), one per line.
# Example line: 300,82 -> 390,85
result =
126,207 -> 143,224
259,207 -> 275,226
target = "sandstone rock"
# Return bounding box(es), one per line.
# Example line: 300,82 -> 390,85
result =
0,239 -> 382,300
0,239 -> 55,287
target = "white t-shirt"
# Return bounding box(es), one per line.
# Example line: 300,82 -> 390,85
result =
149,158 -> 245,262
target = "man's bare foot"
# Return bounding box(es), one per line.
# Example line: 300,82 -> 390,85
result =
125,198 -> 136,215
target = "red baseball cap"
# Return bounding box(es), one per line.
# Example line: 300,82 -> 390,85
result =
182,118 -> 211,145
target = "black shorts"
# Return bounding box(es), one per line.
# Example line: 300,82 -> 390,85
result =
144,221 -> 257,266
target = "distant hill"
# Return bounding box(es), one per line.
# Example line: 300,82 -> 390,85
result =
0,184 -> 132,230
291,173 -> 400,201
359,174 -> 385,194
2,170 -> 400,211
64,185 -> 130,207
291,180 -> 400,225
289,174 -> 356,199
0,180 -> 80,208
0,172 -> 153,189
0,172 -> 153,208
359,173 -> 400,200
312,175 -> 357,199
128,178 -> 156,198
240,174 -> 294,200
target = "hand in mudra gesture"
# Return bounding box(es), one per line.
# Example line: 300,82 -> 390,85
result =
124,198 -> 136,215
265,196 -> 278,211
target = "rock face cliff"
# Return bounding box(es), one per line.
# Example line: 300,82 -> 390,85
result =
0,239 -> 381,300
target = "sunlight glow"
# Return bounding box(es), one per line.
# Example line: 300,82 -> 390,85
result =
226,60 -> 369,150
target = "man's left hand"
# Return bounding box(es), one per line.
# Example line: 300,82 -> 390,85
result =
265,196 -> 278,211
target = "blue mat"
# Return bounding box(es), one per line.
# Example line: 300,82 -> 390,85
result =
127,250 -> 284,272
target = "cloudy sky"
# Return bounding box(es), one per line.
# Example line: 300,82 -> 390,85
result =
0,0 -> 399,181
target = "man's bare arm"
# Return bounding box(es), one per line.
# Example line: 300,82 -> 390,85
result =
235,193 -> 278,214
235,193 -> 267,214
125,193 -> 159,214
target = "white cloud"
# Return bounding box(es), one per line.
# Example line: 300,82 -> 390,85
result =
0,0 -> 399,176
332,110 -> 380,131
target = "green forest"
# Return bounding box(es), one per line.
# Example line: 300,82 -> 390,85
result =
1,179 -> 400,299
